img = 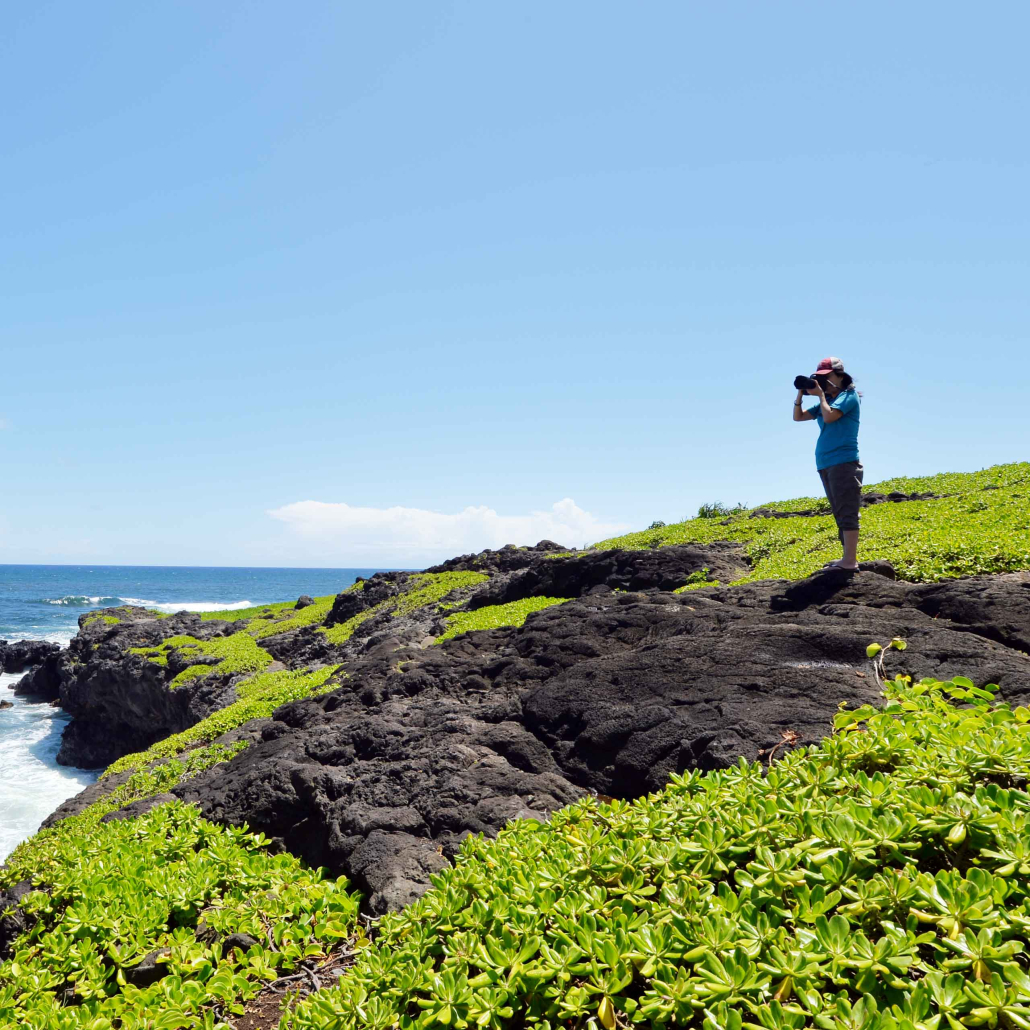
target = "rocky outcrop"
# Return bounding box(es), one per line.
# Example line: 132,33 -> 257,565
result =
175,566 -> 1030,913
17,608 -> 244,768
33,543 -> 1030,915
427,539 -> 569,576
0,639 -> 61,674
465,542 -> 747,608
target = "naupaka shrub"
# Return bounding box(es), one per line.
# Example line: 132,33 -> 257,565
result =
283,675 -> 1030,1030
0,803 -> 360,1030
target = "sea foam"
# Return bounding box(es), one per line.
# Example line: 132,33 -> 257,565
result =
120,598 -> 255,613
0,672 -> 97,860
39,596 -> 255,614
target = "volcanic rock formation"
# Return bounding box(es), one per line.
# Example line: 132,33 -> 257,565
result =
21,544 -> 1030,913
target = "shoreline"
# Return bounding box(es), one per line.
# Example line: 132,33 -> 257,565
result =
0,673 -> 97,861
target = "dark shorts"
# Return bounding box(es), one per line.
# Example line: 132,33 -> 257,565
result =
819,460 -> 864,534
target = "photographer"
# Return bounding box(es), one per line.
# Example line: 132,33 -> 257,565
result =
792,357 -> 862,571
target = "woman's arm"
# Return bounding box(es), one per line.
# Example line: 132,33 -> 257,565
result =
815,385 -> 844,423
793,389 -> 817,422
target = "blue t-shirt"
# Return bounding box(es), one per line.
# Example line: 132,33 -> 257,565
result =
807,388 -> 860,470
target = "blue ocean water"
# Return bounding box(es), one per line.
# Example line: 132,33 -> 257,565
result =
0,564 -> 382,859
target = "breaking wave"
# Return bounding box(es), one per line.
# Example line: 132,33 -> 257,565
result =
120,598 -> 255,613
39,596 -> 255,614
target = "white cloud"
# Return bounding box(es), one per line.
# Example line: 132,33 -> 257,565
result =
267,498 -> 631,565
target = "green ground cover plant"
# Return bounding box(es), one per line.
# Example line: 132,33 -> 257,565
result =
105,665 -> 342,777
673,569 -> 720,593
9,742 -> 250,873
199,601 -> 297,623
434,597 -> 571,643
130,630 -> 274,687
199,588 -> 357,629
245,595 -> 339,641
83,610 -> 126,627
282,672 -> 1030,1030
321,572 -> 488,645
594,463 -> 1030,583
0,801 -> 359,1030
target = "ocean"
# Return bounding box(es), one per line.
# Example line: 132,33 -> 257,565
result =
0,564 -> 382,860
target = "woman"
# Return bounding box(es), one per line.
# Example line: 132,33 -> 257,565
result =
792,357 -> 862,570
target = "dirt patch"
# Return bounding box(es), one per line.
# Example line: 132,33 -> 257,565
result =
233,989 -> 292,1030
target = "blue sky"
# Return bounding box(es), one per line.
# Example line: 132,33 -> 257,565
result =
2,1 -> 1028,566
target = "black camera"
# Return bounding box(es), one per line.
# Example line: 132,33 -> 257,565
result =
794,375 -> 817,391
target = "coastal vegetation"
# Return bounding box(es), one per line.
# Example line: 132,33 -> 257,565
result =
2,665 -> 352,1027
125,572 -> 488,693
3,462 -> 1030,1030
673,569 -> 718,593
435,597 -> 570,643
283,673 -> 1030,1030
105,665 -> 343,777
596,463 -> 1030,584
131,631 -> 274,687
1,802 -> 359,1030
321,571 -> 488,645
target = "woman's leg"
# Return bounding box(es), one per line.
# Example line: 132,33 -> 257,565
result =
841,529 -> 859,568
831,463 -> 863,569
818,468 -> 845,566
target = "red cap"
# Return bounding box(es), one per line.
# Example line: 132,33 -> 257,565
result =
812,356 -> 844,377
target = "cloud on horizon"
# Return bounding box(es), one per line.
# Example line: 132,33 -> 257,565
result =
268,498 -> 631,564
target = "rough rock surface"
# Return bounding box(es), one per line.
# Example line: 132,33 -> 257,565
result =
0,639 -> 61,674
178,566 -> 1030,913
28,545 -> 1030,916
16,608 -> 242,768
465,542 -> 747,608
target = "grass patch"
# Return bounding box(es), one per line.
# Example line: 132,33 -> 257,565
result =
435,597 -> 571,643
595,462 -> 1030,583
83,610 -> 125,627
105,665 -> 343,778
282,673 -> 1030,1030
130,630 -> 274,688
673,568 -> 720,593
198,586 -> 364,642
321,572 -> 488,645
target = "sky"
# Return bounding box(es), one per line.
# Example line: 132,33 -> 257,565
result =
2,1 -> 1028,567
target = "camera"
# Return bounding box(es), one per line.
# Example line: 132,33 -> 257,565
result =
794,375 -> 817,391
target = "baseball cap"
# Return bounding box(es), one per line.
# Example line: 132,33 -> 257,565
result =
812,356 -> 845,377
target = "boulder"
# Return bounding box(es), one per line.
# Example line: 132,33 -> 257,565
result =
0,639 -> 61,674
